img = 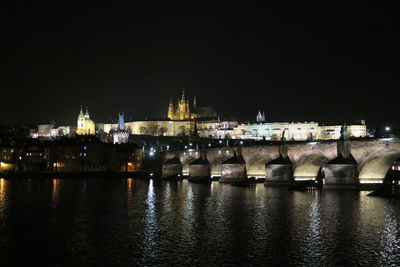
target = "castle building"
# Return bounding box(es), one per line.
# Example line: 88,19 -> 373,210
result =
168,89 -> 191,120
167,89 -> 218,120
76,106 -> 95,135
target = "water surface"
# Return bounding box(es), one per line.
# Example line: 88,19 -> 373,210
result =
0,178 -> 399,266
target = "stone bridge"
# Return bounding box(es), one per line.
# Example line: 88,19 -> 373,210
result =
164,138 -> 400,184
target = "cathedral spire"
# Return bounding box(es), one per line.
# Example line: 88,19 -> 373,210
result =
193,96 -> 197,108
79,105 -> 84,115
181,88 -> 185,102
167,97 -> 175,120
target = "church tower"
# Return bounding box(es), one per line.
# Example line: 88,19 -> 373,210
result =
256,110 -> 265,122
167,97 -> 175,120
77,106 -> 85,130
76,106 -> 95,135
178,88 -> 190,120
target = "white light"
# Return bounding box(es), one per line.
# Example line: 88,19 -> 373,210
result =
150,173 -> 154,176
385,127 -> 390,131
219,140 -> 222,143
208,144 -> 211,147
149,151 -> 154,156
240,141 -> 243,144
184,146 -> 187,149
189,143 -> 192,146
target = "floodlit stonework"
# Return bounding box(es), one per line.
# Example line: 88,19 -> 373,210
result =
76,107 -> 95,135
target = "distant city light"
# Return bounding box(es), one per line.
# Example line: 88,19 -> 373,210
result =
385,126 -> 391,131
208,143 -> 211,147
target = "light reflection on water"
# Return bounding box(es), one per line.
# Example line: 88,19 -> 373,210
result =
379,205 -> 400,266
143,179 -> 157,261
0,179 -> 399,266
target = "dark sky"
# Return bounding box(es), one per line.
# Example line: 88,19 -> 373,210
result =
1,2 -> 398,127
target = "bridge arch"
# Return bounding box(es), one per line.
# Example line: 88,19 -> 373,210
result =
293,153 -> 330,181
246,155 -> 275,178
358,150 -> 400,184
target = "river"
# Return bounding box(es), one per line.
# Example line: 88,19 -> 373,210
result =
0,178 -> 399,266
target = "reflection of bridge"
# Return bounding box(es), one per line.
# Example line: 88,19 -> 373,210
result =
165,139 -> 400,186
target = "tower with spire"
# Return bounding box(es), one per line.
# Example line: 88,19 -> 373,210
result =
76,106 -> 95,135
178,88 -> 190,120
256,110 -> 266,122
167,97 -> 175,120
167,88 -> 191,120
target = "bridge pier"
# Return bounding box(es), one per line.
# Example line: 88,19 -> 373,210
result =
161,157 -> 183,180
265,155 -> 294,186
188,152 -> 211,183
220,152 -> 247,183
323,154 -> 359,189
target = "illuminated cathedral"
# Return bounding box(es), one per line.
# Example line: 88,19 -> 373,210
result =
76,106 -> 95,135
167,89 -> 217,120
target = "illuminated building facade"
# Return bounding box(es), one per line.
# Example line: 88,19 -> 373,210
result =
76,107 -> 95,135
168,89 -> 191,120
167,89 -> 218,120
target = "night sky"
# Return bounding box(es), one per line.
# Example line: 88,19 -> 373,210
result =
1,2 -> 398,127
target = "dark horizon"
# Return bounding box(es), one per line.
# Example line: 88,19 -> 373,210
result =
1,3 -> 398,128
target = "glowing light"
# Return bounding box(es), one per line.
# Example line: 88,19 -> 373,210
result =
385,126 -> 391,131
